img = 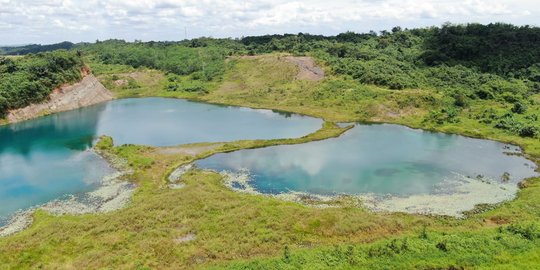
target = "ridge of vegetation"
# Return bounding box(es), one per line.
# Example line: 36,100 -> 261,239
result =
0,50 -> 84,117
0,41 -> 74,56
78,23 -> 540,141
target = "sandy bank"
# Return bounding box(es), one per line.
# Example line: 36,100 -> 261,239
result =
6,74 -> 113,123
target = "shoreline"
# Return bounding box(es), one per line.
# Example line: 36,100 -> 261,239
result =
0,149 -> 135,238
212,167 -> 533,218
3,91 -> 538,160
0,93 -> 538,230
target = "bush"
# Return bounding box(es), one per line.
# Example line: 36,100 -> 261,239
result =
505,223 -> 540,240
0,95 -> 7,117
495,113 -> 539,137
518,124 -> 538,137
183,85 -> 208,93
511,101 -> 527,114
95,136 -> 114,150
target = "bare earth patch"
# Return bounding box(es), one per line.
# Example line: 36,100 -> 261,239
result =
174,233 -> 196,244
235,55 -> 325,81
283,56 -> 325,81
7,74 -> 113,123
113,79 -> 128,86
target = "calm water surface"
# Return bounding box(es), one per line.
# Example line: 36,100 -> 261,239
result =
0,98 -> 322,224
197,124 -> 539,196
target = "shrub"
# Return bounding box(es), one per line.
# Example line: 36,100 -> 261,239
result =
505,223 -> 540,240
518,124 -> 538,137
0,95 -> 7,117
95,136 -> 114,150
511,101 -> 527,114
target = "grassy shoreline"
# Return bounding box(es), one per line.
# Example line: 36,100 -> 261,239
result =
1,118 -> 537,268
0,55 -> 539,268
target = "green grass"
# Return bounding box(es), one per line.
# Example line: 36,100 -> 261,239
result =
217,227 -> 540,270
0,122 -> 538,269
1,54 -> 539,269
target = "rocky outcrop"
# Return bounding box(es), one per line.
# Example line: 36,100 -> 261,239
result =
7,74 -> 113,123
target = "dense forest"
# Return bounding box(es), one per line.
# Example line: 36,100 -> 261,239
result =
80,39 -> 235,81
0,51 -> 84,116
0,42 -> 74,56
1,23 -> 539,137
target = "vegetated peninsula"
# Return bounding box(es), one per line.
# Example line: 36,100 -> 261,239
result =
0,23 -> 539,269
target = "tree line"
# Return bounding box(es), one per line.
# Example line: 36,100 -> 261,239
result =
1,23 -> 538,137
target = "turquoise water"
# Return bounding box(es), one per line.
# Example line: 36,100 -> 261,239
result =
196,124 -> 539,196
0,98 -> 322,224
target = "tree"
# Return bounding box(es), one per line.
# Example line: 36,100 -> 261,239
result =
0,95 -> 8,116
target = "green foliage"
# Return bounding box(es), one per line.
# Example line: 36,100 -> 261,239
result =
282,245 -> 291,263
494,113 -> 539,138
79,40 -> 230,81
424,107 -> 461,125
512,101 -> 528,114
221,224 -> 540,269
95,136 -> 114,151
505,223 -> 540,240
113,145 -> 155,169
0,96 -> 7,117
0,51 -> 84,116
0,41 -> 74,55
165,74 -> 208,93
423,23 -> 540,74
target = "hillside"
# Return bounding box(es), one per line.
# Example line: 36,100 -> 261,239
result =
0,42 -> 74,56
6,74 -> 113,123
77,23 -> 540,141
0,23 -> 539,269
0,51 -> 85,118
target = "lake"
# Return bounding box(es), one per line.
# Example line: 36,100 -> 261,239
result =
196,124 -> 539,210
0,98 -> 323,224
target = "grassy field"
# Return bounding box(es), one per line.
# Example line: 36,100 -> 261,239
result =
1,121 -> 538,269
0,55 -> 538,269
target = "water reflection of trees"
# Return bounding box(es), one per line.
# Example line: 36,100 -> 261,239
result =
0,103 -> 106,157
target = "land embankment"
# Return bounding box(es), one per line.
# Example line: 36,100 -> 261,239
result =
6,74 -> 113,123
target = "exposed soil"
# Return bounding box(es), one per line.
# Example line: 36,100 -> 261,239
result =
7,74 -> 113,123
237,55 -> 325,81
174,233 -> 196,244
113,79 -> 128,86
283,56 -> 325,81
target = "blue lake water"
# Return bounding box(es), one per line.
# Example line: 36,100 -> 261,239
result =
196,124 -> 539,196
0,98 -> 323,224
